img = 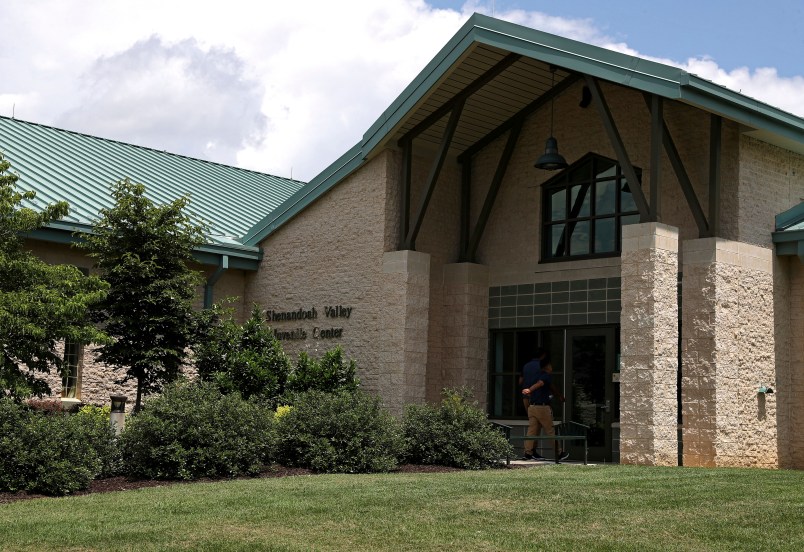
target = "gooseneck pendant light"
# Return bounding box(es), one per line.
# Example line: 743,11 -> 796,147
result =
534,67 -> 568,171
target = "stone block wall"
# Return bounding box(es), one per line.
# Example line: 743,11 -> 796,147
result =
380,251 -> 431,413
440,263 -> 490,401
737,136 -> 804,248
245,151 -> 404,400
37,342 -> 137,410
681,238 -> 777,467
619,222 -> 679,466
788,259 -> 804,468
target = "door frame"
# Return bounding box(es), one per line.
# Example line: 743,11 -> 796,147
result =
564,327 -> 617,462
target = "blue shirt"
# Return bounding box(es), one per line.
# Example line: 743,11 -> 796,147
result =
522,358 -> 552,405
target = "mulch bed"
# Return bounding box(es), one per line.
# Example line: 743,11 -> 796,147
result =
0,463 -> 524,505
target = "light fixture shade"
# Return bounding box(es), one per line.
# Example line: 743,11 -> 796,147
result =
534,136 -> 568,170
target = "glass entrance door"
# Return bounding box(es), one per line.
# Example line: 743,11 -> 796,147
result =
565,328 -> 616,462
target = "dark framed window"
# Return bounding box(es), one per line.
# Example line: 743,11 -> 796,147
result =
541,153 -> 641,261
61,340 -> 82,399
488,329 -> 565,419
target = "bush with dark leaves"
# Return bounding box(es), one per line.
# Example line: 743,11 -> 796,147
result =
0,399 -> 107,495
119,382 -> 274,480
401,388 -> 512,469
275,389 -> 400,473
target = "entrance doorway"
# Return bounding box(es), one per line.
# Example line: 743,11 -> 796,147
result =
565,328 -> 616,462
488,326 -> 618,462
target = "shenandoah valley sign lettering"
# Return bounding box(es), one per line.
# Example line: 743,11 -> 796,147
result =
265,305 -> 352,340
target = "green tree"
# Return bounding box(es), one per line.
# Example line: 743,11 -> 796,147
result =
286,345 -> 359,396
81,179 -> 205,411
0,154 -> 108,399
195,304 -> 291,403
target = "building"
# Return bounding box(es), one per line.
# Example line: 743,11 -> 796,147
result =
3,14 -> 803,468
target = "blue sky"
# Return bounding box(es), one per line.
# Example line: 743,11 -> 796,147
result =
435,1 -> 804,76
1,0 -> 802,181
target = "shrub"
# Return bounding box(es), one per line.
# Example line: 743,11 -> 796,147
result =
119,382 -> 274,480
75,404 -> 121,478
275,389 -> 400,473
0,399 -> 106,495
195,305 -> 291,404
401,388 -> 512,469
285,346 -> 359,396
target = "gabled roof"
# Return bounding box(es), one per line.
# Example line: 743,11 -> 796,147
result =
0,116 -> 304,261
244,13 -> 804,246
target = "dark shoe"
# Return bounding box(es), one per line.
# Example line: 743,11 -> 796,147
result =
558,451 -> 570,462
521,453 -> 535,460
531,453 -> 546,461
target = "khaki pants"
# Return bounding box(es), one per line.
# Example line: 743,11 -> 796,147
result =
525,404 -> 554,454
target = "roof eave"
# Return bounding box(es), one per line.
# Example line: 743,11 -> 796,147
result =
25,222 -> 263,270
242,143 -> 364,246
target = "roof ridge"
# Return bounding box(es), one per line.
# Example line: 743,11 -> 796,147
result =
0,115 -> 306,184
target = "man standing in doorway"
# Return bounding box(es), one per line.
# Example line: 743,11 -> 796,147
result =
521,347 -> 569,462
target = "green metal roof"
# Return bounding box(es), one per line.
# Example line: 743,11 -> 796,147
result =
0,116 -> 304,261
244,13 -> 804,247
772,202 -> 804,260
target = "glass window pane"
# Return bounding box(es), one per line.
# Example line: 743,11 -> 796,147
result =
595,218 -> 616,253
595,180 -> 616,215
568,221 -> 590,255
569,184 -> 591,218
548,223 -> 565,257
62,340 -> 80,399
620,180 -> 638,212
548,188 -> 566,221
621,214 -> 641,227
493,332 -> 515,373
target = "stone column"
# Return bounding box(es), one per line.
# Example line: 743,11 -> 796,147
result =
380,250 -> 431,414
440,263 -> 490,406
620,222 -> 679,466
681,239 -> 776,467
790,260 -> 804,469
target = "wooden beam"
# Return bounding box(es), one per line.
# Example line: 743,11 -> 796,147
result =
649,94 -> 663,221
404,99 -> 465,250
399,138 -> 412,249
709,115 -> 722,237
399,53 -> 522,145
585,76 -> 651,221
642,94 -> 710,237
465,120 -> 523,262
459,159 -> 471,261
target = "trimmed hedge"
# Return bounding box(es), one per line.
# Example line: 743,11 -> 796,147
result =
401,388 -> 512,469
119,382 -> 274,480
0,399 -> 111,495
275,389 -> 400,473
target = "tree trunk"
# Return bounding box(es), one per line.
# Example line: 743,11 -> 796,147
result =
135,377 -> 143,413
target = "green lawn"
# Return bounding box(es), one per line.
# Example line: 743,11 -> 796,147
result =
1,465 -> 802,551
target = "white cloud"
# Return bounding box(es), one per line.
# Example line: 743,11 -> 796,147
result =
57,36 -> 267,166
1,0 -> 803,182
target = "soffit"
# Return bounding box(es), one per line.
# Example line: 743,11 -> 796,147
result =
388,43 -> 569,155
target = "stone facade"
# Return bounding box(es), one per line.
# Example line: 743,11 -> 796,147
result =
38,342 -> 137,410
440,263 -> 490,401
619,222 -> 679,466
380,250 -> 431,413
245,151 -> 401,402
737,137 -> 804,247
16,57 -> 804,469
681,238 -> 777,467
789,259 -> 804,468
